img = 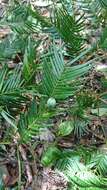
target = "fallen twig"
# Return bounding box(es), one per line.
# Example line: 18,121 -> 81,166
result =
19,145 -> 33,186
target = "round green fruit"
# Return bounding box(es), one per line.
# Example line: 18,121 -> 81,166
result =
47,97 -> 56,108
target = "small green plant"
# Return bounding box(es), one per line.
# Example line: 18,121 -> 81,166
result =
0,1 -> 107,189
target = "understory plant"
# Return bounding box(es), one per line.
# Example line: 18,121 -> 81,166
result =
0,0 -> 107,189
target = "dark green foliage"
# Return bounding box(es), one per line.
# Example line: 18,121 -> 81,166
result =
41,45 -> 92,99
18,98 -> 43,143
0,1 -> 107,190
0,66 -> 27,110
98,26 -> 107,50
23,36 -> 37,82
54,5 -> 84,55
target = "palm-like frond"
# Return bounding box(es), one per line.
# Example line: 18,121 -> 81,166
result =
18,98 -> 54,142
56,147 -> 95,170
73,119 -> 89,138
88,153 -> 107,176
1,1 -> 50,35
0,65 -> 30,128
41,45 -> 92,100
0,2 -> 50,60
55,147 -> 107,189
54,5 -> 84,55
98,26 -> 107,50
0,33 -> 28,60
0,66 -> 27,110
77,0 -> 107,25
66,159 -> 107,188
18,99 -> 39,142
23,36 -> 37,82
97,0 -> 107,8
0,109 -> 16,129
